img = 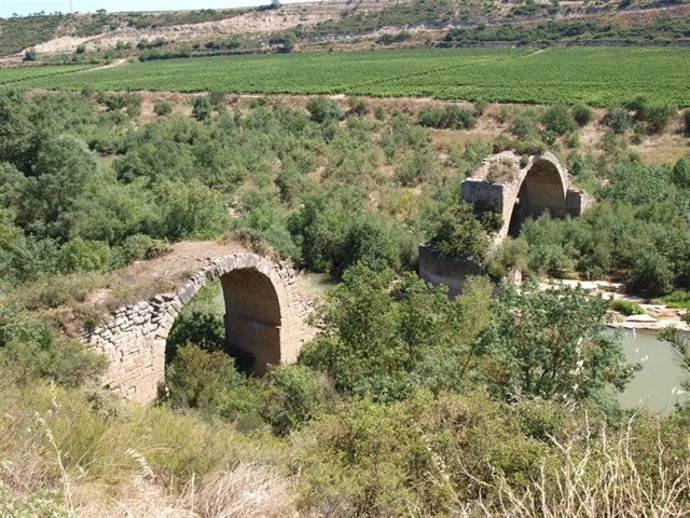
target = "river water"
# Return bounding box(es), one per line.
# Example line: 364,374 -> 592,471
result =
617,328 -> 689,414
211,281 -> 686,413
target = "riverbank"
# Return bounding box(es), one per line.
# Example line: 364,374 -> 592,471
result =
542,279 -> 690,332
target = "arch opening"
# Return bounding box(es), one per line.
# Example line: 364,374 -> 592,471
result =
221,268 -> 282,376
508,159 -> 567,237
165,267 -> 283,380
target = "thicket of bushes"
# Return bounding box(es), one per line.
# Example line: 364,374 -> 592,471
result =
2,89 -> 690,515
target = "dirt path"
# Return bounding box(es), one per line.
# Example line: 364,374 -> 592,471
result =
87,58 -> 129,72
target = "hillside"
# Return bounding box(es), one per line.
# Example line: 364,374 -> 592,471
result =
2,0 -> 689,62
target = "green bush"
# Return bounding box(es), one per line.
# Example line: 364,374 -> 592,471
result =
119,234 -> 169,263
510,108 -> 540,140
644,103 -> 676,134
262,365 -> 333,435
684,109 -> 690,135
0,304 -> 106,387
609,299 -> 645,316
572,103 -> 593,126
429,201 -> 488,262
418,105 -> 476,130
192,96 -> 212,121
606,107 -> 632,134
541,104 -> 577,135
306,96 -> 343,124
58,237 -> 114,273
166,343 -> 245,413
153,100 -> 173,116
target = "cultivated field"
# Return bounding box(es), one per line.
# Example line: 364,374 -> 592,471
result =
5,47 -> 690,106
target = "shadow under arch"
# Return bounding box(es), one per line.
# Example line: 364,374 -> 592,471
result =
220,267 -> 282,375
507,157 -> 568,237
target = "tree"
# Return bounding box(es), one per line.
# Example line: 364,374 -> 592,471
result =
541,104 -> 577,135
20,134 -> 100,240
306,96 -> 343,124
192,96 -> 212,121
300,265 -> 493,401
479,281 -> 636,413
0,91 -> 35,171
23,49 -> 37,61
429,201 -> 489,262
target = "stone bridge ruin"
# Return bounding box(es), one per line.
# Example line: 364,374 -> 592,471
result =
461,151 -> 590,244
420,151 -> 591,296
84,252 -> 315,404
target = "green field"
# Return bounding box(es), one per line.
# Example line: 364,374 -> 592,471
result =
0,64 -> 91,86
4,47 -> 690,106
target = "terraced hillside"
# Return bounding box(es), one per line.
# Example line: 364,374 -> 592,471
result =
1,0 -> 688,62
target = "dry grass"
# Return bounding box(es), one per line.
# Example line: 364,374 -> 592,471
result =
422,416 -> 690,518
72,462 -> 295,518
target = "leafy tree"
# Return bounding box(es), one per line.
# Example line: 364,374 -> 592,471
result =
629,250 -> 674,296
510,108 -> 540,140
479,281 -> 636,413
644,103 -> 676,134
429,201 -> 489,262
166,343 -> 244,413
606,107 -> 631,134
20,134 -> 100,240
541,104 -> 577,135
154,179 -> 229,240
192,96 -> 212,121
57,237 -> 113,273
306,96 -> 343,124
0,91 -> 35,171
154,100 -> 173,116
301,265 -> 492,401
262,365 -> 333,434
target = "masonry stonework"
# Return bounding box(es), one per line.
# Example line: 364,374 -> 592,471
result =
83,253 -> 315,404
421,151 -> 591,296
461,151 -> 590,244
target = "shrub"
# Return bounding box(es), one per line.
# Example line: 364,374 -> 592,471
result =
262,365 -> 332,434
572,103 -> 593,126
418,105 -> 476,130
606,107 -> 632,134
541,104 -> 577,135
119,234 -> 169,263
629,251 -> 674,296
684,109 -> 690,135
429,201 -> 488,262
510,108 -> 540,140
0,304 -> 107,387
153,100 -> 172,116
166,343 -> 244,413
609,299 -> 645,316
166,310 -> 225,362
306,96 -> 343,123
644,103 -> 675,134
192,96 -> 213,121
58,237 -> 113,273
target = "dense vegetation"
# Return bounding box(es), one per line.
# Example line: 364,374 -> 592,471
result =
5,47 -> 689,106
1,87 -> 690,515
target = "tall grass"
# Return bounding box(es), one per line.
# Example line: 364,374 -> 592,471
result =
424,416 -> 690,518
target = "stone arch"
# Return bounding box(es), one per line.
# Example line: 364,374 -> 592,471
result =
84,253 -> 314,404
461,151 -> 588,245
506,154 -> 568,236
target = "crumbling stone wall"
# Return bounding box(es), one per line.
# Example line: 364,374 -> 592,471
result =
461,151 -> 590,243
83,253 -> 315,404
